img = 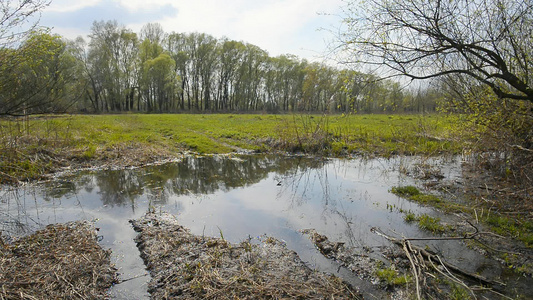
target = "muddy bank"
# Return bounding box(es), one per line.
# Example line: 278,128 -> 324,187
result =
304,226 -> 531,299
0,141 -> 185,185
302,229 -> 412,299
0,221 -> 118,299
130,212 -> 361,299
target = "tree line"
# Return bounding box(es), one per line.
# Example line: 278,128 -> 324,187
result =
0,20 -> 442,116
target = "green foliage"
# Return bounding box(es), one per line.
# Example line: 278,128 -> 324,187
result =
442,85 -> 533,189
0,30 -> 73,116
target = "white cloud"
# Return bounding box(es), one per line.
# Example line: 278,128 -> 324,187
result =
40,0 -> 344,61
157,0 -> 343,59
45,0 -> 102,12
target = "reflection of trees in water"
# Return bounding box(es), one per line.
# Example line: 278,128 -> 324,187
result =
0,188 -> 35,236
153,156 -> 328,205
96,169 -> 145,208
0,155 -> 332,234
41,175 -> 94,201
275,157 -> 332,208
53,155 -> 328,208
275,159 -> 372,248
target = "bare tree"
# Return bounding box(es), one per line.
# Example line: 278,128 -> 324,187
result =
337,0 -> 533,104
0,0 -> 51,46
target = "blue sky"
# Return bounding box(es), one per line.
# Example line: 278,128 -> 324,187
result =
39,0 -> 345,62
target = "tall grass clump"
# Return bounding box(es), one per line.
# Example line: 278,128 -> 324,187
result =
277,114 -> 335,155
0,116 -> 73,183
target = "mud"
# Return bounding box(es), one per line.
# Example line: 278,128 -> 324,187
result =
302,229 -> 413,299
130,212 -> 362,299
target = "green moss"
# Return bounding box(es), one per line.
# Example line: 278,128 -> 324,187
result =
390,185 -> 463,213
404,212 -> 417,223
486,215 -> 533,248
417,214 -> 446,234
401,210 -> 448,234
449,282 -> 472,300
391,185 -> 421,197
411,194 -> 442,204
375,267 -> 410,286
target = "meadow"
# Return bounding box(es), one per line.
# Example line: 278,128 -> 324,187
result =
0,113 -> 469,183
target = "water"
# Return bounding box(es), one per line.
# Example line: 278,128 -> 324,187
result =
0,155 -> 527,298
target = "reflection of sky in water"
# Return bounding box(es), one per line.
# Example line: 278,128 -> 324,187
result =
0,155 -> 502,299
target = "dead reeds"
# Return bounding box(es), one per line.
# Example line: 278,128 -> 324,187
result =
0,221 -> 118,299
131,212 -> 361,299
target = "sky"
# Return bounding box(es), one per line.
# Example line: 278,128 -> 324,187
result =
38,0 -> 346,62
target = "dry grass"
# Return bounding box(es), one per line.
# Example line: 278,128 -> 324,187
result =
0,221 -> 118,299
131,212 -> 361,299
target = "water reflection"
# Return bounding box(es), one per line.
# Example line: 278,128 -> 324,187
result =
30,156 -> 328,211
1,155 -> 527,299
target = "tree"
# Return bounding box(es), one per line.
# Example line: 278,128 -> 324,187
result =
0,31 -> 75,116
235,43 -> 267,111
339,0 -> 533,104
216,39 -> 246,111
166,32 -> 190,110
0,0 -> 55,116
0,0 -> 51,46
339,0 -> 532,183
86,20 -> 140,112
142,53 -> 176,112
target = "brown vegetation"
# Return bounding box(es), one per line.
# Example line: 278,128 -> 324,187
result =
0,221 -> 118,299
131,212 -> 361,299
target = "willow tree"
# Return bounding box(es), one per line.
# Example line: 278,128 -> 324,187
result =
0,0 -> 53,116
0,31 -> 75,116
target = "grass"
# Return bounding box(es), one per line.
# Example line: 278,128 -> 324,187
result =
374,266 -> 411,286
0,113 -> 467,183
391,185 -> 460,213
416,214 -> 447,234
485,215 -> 533,248
393,185 -> 533,252
402,210 -> 447,234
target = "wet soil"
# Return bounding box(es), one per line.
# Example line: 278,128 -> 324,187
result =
0,221 -> 118,299
302,229 -> 413,299
130,212 -> 362,299
424,160 -> 533,276
1,141 -> 185,185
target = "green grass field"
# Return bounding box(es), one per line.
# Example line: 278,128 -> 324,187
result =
62,113 -> 467,154
0,113 -> 471,182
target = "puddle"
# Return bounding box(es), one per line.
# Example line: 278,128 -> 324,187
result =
0,155 -> 529,298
